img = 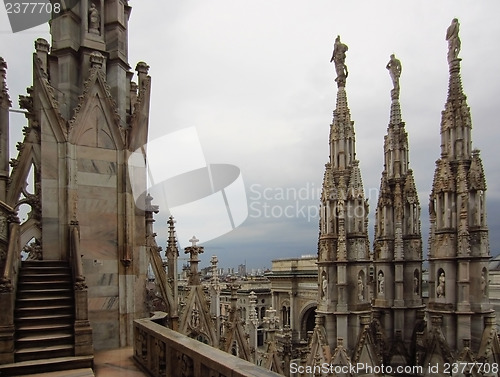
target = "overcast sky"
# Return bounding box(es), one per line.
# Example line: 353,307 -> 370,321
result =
1,1 -> 499,270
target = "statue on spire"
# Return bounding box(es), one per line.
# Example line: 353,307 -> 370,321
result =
446,18 -> 461,63
330,35 -> 348,86
386,54 -> 402,93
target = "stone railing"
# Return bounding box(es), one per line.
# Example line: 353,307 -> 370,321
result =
0,216 -> 20,364
134,315 -> 282,377
69,222 -> 93,357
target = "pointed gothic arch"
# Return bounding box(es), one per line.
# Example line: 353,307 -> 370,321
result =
299,303 -> 317,341
68,70 -> 124,150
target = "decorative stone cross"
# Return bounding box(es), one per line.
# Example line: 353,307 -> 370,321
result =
185,236 -> 204,285
189,236 -> 199,247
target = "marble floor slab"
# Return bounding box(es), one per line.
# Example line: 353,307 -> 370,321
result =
94,347 -> 149,377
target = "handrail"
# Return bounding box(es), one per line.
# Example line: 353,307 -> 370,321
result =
70,223 -> 86,290
0,221 -> 20,292
69,222 -> 93,357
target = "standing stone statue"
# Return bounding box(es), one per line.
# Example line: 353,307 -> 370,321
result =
481,271 -> 487,297
446,18 -> 461,63
436,272 -> 446,298
89,3 -> 100,35
357,276 -> 364,301
321,273 -> 328,300
386,54 -> 402,91
414,275 -> 419,294
330,35 -> 348,84
378,271 -> 385,295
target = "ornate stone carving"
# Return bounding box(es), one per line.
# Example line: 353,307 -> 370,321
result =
88,3 -> 101,35
436,271 -> 446,298
377,271 -> 385,296
386,54 -> 402,92
22,239 -> 42,260
357,275 -> 364,301
89,51 -> 105,69
321,271 -> 327,300
446,18 -> 461,63
330,35 -> 348,86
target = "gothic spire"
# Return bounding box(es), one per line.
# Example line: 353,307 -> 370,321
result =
328,37 -> 356,172
166,215 -> 179,259
440,18 -> 472,161
0,57 -> 10,202
427,19 -> 492,354
314,36 -> 371,353
373,54 -> 423,350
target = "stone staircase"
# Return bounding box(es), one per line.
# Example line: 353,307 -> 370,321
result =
0,260 -> 94,376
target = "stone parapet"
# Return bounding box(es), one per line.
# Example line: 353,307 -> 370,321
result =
134,316 -> 281,377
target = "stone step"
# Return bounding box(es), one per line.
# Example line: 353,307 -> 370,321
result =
15,344 -> 74,362
11,260 -> 81,369
16,323 -> 73,333
0,356 -> 93,376
16,332 -> 74,348
15,313 -> 73,325
20,265 -> 71,272
17,288 -> 73,298
16,296 -> 73,308
18,274 -> 72,283
15,368 -> 95,377
21,260 -> 71,268
15,305 -> 74,317
18,281 -> 73,290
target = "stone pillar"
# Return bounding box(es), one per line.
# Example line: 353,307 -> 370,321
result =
0,57 -> 10,203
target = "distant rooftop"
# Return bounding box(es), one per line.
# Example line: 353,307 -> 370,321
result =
489,254 -> 500,270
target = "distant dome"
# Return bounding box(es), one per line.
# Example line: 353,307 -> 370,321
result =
489,253 -> 500,270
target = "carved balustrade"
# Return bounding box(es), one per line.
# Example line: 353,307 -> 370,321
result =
134,314 -> 281,377
0,203 -> 20,364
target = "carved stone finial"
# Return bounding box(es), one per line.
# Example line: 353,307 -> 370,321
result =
145,193 -> 159,213
166,216 -> 179,259
130,81 -> 138,93
135,61 -> 150,75
184,237 -> 204,286
35,38 -> 50,53
446,18 -> 461,64
0,57 -> 7,71
330,35 -> 348,87
90,51 -> 105,68
0,57 -> 8,97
